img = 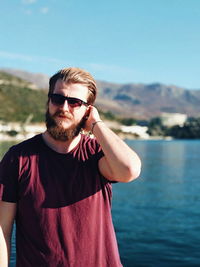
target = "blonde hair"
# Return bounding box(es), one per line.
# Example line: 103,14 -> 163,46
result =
49,67 -> 97,104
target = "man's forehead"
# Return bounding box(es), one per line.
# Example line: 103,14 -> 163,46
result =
55,79 -> 87,88
54,80 -> 89,98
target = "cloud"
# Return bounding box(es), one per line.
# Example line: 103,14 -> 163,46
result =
0,51 -> 67,65
0,51 -> 34,62
24,9 -> 32,15
0,51 -> 137,82
81,62 -> 139,83
21,0 -> 37,15
21,0 -> 37,4
87,63 -> 136,76
21,1 -> 49,15
40,7 -> 49,14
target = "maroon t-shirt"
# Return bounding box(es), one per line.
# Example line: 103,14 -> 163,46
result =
0,134 -> 122,267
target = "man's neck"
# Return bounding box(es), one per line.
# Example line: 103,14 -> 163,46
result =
42,131 -> 81,154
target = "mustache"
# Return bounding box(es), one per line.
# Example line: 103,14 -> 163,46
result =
53,110 -> 73,119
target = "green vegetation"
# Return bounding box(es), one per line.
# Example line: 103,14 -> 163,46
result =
147,117 -> 200,139
147,117 -> 167,136
119,117 -> 137,126
99,110 -> 117,121
0,71 -> 30,85
0,71 -> 200,139
0,72 -> 47,123
99,111 -> 137,126
168,117 -> 200,139
6,130 -> 18,137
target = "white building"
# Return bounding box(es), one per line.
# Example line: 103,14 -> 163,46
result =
0,122 -> 46,141
160,113 -> 187,127
120,125 -> 150,139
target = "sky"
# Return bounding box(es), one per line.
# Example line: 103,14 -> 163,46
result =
0,0 -> 200,89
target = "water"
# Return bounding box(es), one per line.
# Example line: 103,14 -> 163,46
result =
112,140 -> 200,267
1,140 -> 200,266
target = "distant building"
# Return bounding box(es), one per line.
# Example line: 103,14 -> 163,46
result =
160,113 -> 187,127
0,121 -> 45,141
0,122 -> 21,132
121,125 -> 150,139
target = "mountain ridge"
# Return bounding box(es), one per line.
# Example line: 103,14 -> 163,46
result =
1,68 -> 200,119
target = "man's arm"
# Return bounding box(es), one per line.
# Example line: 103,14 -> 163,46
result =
85,106 -> 141,182
0,201 -> 16,267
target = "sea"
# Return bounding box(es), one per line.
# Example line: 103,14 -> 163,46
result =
0,139 -> 200,267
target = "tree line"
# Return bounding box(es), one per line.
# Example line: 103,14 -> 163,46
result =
101,111 -> 200,139
148,117 -> 200,139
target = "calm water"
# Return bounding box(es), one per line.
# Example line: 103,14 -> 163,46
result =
112,140 -> 200,267
0,139 -> 200,267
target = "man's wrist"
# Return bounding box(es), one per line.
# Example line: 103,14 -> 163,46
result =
91,121 -> 103,134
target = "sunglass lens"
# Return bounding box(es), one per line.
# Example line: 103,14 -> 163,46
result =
49,94 -> 85,108
68,98 -> 82,107
51,94 -> 65,105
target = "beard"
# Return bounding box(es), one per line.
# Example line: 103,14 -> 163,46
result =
45,108 -> 86,141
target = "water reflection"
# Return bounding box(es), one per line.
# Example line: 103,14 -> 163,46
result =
113,140 -> 200,266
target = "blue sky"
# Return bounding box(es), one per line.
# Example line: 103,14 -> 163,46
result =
0,0 -> 200,89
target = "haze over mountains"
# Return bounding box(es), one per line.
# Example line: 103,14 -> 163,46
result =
1,68 -> 200,119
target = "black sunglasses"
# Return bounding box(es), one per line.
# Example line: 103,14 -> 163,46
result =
48,93 -> 88,108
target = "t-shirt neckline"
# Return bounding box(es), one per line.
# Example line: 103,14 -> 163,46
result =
39,133 -> 84,156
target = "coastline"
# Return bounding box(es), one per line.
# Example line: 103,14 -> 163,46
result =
0,123 -> 46,142
0,131 -> 173,142
0,121 -> 173,142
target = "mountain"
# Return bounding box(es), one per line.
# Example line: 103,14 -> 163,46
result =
96,82 -> 200,119
0,68 -> 49,89
1,68 -> 200,120
0,71 -> 46,122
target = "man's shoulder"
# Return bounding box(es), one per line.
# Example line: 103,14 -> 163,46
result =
9,134 -> 43,156
77,134 -> 103,161
0,134 -> 43,166
81,134 -> 101,150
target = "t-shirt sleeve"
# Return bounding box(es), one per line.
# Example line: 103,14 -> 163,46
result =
0,148 -> 19,203
95,140 -> 104,161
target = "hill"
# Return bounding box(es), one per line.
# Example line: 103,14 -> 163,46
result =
0,71 -> 47,122
1,68 -> 200,120
96,82 -> 200,119
0,68 -> 49,89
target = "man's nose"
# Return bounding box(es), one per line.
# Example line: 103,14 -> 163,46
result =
61,100 -> 70,111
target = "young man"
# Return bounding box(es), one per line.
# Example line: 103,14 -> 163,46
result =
0,67 -> 141,267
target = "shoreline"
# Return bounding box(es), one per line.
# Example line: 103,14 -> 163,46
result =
0,132 -> 173,142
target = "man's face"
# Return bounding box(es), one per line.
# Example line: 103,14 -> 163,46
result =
46,80 -> 89,141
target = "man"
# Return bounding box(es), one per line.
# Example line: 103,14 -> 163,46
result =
0,67 -> 141,267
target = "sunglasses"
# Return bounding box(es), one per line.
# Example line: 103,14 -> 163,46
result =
48,93 -> 88,108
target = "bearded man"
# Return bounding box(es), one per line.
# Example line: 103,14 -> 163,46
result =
0,67 -> 141,267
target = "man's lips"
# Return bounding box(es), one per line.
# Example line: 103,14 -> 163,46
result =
54,111 -> 72,119
58,115 -> 69,119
